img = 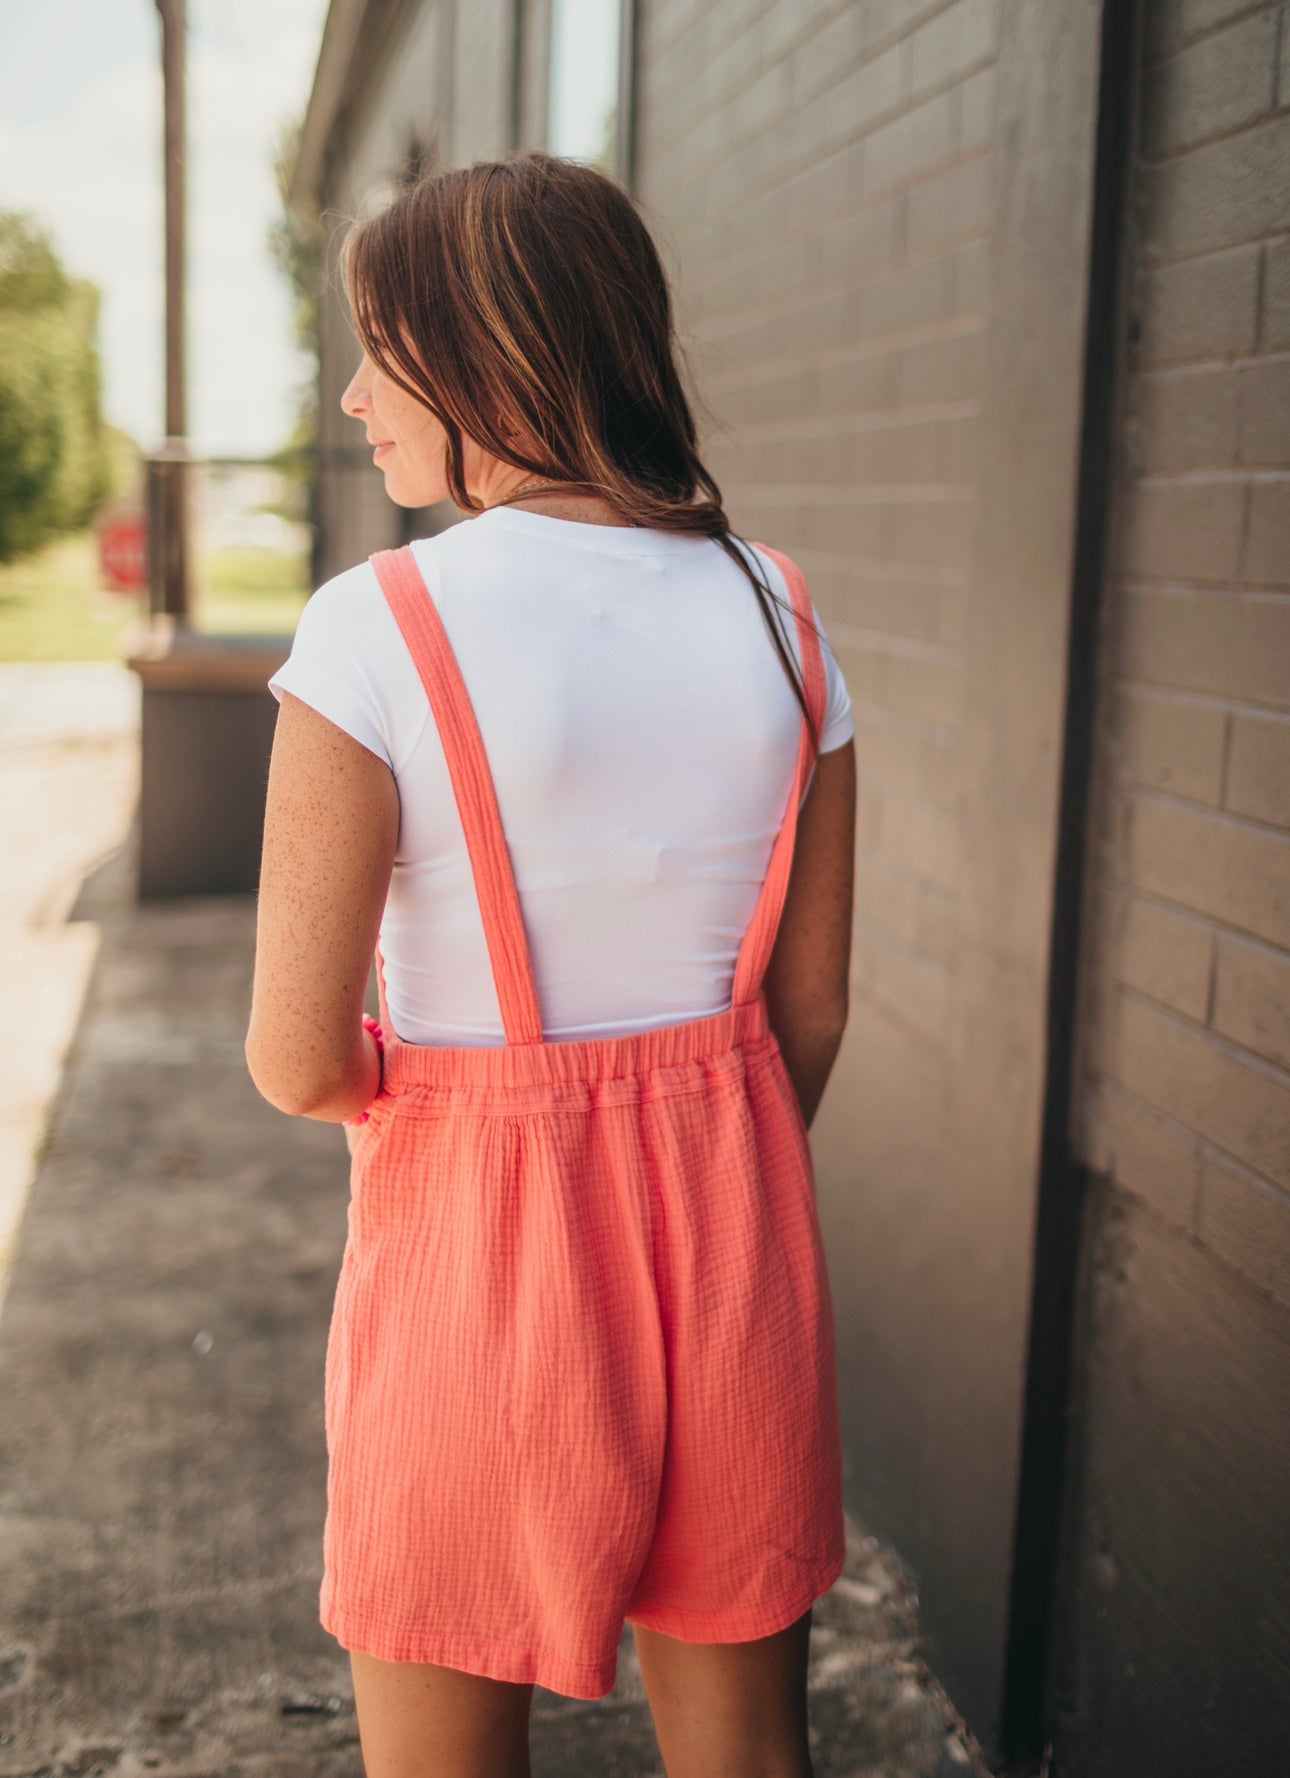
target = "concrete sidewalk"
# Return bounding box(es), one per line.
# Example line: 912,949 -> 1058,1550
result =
0,664 -> 142,1321
0,668 -> 987,1777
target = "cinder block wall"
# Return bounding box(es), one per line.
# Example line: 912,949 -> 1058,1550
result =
637,0 -> 997,1106
1080,0 -> 1289,1301
645,0 -> 996,1436
643,0 -> 994,817
1063,5 -> 1290,1771
632,0 -> 1096,1744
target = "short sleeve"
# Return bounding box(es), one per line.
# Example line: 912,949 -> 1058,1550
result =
817,618 -> 854,753
267,563 -> 426,772
745,540 -> 854,754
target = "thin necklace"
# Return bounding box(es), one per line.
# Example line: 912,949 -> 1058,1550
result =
499,475 -> 568,504
492,477 -> 641,528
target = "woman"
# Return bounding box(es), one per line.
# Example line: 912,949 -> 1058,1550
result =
246,150 -> 856,1778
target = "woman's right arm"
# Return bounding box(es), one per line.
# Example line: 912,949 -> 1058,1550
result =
762,738 -> 856,1130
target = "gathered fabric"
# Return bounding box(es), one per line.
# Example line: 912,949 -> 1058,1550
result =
320,540 -> 846,1699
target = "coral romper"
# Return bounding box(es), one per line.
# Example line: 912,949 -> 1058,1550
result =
320,540 -> 846,1698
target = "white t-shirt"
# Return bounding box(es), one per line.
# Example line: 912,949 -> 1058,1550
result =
268,504 -> 854,1046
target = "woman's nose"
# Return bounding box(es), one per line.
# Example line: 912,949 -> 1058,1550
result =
341,366 -> 370,418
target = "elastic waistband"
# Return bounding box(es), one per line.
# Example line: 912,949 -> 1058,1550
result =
380,995 -> 773,1099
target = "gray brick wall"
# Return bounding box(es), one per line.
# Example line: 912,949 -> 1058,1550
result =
637,0 -> 998,1049
631,22 -> 1115,1729
1079,0 -> 1290,1311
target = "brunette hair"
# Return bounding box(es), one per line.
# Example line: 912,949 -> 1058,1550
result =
343,149 -> 821,752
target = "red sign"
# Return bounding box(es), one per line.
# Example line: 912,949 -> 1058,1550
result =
99,512 -> 148,593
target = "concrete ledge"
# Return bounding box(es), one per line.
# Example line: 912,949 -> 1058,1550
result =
123,624 -> 293,899
124,617 -> 292,695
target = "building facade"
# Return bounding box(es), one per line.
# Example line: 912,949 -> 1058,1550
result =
290,3 -> 1290,1771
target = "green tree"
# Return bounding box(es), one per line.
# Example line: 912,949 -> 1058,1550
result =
267,114 -> 324,529
0,212 -> 112,562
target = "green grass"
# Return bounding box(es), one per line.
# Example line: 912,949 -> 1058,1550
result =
0,532 -> 309,660
0,534 -> 135,661
199,546 -> 310,636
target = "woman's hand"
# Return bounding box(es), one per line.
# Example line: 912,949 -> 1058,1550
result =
344,1122 -> 364,1160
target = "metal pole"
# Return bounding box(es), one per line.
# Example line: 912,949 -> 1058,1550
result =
156,0 -> 190,622
617,0 -> 638,192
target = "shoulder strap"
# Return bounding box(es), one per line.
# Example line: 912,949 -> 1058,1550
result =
729,542 -> 830,1008
370,545 -> 545,1046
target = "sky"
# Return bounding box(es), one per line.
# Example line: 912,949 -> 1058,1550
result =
549,0 -> 621,167
0,0 -> 330,458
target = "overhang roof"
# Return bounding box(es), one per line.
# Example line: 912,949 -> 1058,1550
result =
290,0 -> 410,217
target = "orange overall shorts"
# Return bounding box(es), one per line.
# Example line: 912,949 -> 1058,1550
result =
320,540 -> 846,1699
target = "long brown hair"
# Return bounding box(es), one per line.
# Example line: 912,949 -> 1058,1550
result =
343,148 -> 821,753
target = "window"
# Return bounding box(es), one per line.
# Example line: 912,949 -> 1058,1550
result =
547,0 -> 635,184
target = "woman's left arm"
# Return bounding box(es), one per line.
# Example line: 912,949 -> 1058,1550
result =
245,690 -> 400,1123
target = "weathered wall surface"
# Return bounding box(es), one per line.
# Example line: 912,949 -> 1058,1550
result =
1063,5 -> 1290,1772
1080,0 -> 1290,1338
633,0 -> 1105,1745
